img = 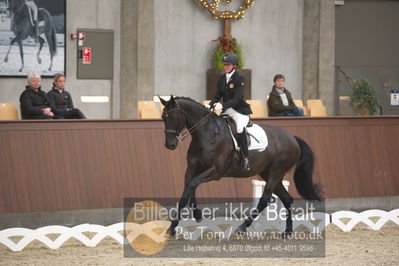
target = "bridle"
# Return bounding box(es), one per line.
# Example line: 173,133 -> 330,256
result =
8,0 -> 25,15
163,106 -> 211,143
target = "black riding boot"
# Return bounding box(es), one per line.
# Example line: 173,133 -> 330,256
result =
238,129 -> 250,171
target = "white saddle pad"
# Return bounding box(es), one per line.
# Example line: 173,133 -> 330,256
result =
228,123 -> 268,152
247,124 -> 268,151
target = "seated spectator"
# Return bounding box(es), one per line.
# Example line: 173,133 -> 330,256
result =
20,72 -> 63,120
47,74 -> 86,119
267,74 -> 304,117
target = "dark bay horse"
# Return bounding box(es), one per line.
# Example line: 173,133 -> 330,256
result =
160,96 -> 322,236
4,0 -> 57,72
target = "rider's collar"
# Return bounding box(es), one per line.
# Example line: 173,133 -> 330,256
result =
226,69 -> 236,83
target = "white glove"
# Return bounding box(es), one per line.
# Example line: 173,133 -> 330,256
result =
205,104 -> 211,109
214,102 -> 223,111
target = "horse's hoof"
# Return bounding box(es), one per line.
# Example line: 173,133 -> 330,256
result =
18,69 -> 22,72
235,224 -> 247,234
38,59 -> 42,64
4,58 -> 8,63
167,227 -> 176,236
193,209 -> 202,223
281,230 -> 293,239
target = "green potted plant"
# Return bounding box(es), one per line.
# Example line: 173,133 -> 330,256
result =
213,35 -> 244,69
207,35 -> 251,99
350,78 -> 379,116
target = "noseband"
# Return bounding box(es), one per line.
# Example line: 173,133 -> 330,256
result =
163,106 -> 211,142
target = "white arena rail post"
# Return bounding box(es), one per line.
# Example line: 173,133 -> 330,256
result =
252,179 -> 290,208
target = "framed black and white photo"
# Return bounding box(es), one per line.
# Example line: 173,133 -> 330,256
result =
0,0 -> 65,77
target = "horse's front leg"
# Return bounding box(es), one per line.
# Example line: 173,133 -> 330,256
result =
17,40 -> 24,72
37,36 -> 44,65
169,166 -> 219,236
3,37 -> 18,63
184,168 -> 203,223
190,190 -> 202,222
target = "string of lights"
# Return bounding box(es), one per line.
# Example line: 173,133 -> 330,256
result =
196,0 -> 255,20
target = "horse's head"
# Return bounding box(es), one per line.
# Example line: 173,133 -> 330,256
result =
7,0 -> 21,12
160,95 -> 187,150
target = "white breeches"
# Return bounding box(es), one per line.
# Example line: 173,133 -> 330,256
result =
224,108 -> 249,133
25,1 -> 38,24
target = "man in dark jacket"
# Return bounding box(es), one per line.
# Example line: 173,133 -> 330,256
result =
267,74 -> 304,117
47,74 -> 86,119
20,73 -> 63,119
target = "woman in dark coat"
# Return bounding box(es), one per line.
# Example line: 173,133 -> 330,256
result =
20,72 -> 62,119
47,74 -> 86,119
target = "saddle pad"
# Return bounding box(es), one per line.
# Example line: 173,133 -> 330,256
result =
228,123 -> 268,152
247,124 -> 268,151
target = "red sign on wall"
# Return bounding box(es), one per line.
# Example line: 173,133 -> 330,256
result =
83,47 -> 91,64
79,32 -> 86,41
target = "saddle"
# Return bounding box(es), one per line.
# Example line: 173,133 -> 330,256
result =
222,115 -> 253,147
219,115 -> 268,153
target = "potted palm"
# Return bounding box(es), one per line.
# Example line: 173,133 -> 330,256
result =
350,78 -> 379,116
336,67 -> 379,116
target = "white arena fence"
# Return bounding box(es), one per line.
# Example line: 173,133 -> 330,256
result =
0,209 -> 398,252
1,180 -> 398,252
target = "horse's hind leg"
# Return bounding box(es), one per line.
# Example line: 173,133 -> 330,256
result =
237,170 -> 284,233
37,36 -> 44,65
17,41 -> 24,72
48,54 -> 53,71
4,38 -> 18,63
3,45 -> 12,63
274,182 -> 294,237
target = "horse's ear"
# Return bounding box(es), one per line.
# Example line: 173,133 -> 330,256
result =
169,95 -> 176,106
158,95 -> 168,106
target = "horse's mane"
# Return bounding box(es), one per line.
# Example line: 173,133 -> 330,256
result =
175,96 -> 207,110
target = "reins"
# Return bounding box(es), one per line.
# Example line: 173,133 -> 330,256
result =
164,107 -> 211,143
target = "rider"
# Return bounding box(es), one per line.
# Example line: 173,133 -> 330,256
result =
24,0 -> 39,43
208,53 -> 253,171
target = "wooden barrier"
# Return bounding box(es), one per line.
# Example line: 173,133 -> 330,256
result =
0,116 -> 398,214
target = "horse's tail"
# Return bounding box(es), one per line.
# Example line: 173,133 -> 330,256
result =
293,136 -> 323,201
39,8 -> 57,56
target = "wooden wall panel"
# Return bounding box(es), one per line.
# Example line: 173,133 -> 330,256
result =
0,117 -> 398,213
